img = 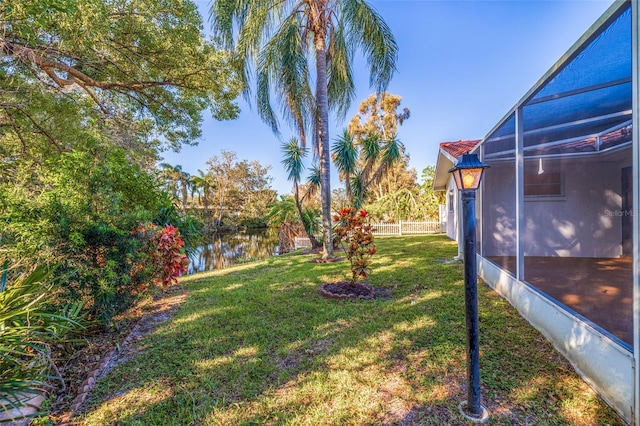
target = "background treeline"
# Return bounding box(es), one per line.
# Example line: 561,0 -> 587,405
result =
158,151 -> 277,232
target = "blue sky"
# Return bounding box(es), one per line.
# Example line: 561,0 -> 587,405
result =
161,0 -> 615,196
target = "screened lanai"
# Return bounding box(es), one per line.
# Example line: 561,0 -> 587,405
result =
480,2 -> 632,345
474,0 -> 637,422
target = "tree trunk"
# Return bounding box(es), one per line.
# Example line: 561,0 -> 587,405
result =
181,182 -> 188,213
203,188 -> 210,216
217,193 -> 224,226
315,41 -> 333,259
294,182 -> 322,249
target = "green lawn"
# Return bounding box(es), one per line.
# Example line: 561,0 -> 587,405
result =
80,235 -> 624,425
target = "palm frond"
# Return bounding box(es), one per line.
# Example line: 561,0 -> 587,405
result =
331,129 -> 357,176
301,165 -> 321,202
280,137 -> 307,182
361,132 -> 381,162
0,265 -> 85,419
342,0 -> 398,92
265,196 -> 298,225
382,134 -> 404,165
256,68 -> 280,133
327,20 -> 356,119
350,172 -> 368,209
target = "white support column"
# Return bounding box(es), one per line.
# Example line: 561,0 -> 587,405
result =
632,1 -> 640,424
478,145 -> 484,257
456,188 -> 464,260
515,107 -> 525,282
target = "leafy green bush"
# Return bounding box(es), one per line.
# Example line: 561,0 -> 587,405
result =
57,223 -> 151,323
57,222 -> 190,323
1,142 -> 199,324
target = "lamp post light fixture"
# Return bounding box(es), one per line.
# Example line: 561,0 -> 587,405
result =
448,152 -> 490,423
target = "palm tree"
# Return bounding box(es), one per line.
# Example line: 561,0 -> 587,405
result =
281,138 -> 322,249
210,0 -> 397,259
332,130 -> 404,209
190,169 -> 215,217
333,91 -> 411,208
158,163 -> 190,212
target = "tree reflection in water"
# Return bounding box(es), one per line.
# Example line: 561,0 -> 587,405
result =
187,228 -> 280,274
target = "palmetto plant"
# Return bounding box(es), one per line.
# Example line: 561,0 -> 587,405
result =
0,265 -> 84,420
210,0 -> 397,259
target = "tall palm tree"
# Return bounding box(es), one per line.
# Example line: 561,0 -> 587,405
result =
210,0 -> 397,259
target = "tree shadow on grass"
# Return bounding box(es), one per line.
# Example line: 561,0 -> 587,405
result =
80,235 -> 624,425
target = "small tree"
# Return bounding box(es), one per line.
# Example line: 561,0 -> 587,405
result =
333,208 -> 376,283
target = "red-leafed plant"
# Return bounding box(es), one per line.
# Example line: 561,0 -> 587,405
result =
152,225 -> 190,290
333,208 -> 376,283
131,223 -> 190,291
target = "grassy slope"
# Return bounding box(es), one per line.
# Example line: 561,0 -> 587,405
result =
81,235 -> 624,425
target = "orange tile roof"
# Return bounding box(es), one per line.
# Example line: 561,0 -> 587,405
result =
439,139 -> 481,159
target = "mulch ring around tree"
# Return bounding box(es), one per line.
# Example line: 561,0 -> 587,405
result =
319,281 -> 376,299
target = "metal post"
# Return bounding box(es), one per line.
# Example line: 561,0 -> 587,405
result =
460,189 -> 487,421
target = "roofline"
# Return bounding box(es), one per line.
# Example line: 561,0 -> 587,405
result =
432,151 -> 453,191
476,0 -> 631,151
440,147 -> 458,164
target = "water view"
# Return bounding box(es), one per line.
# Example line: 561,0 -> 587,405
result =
187,227 -> 280,274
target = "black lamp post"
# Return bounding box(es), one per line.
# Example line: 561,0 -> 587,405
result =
448,152 -> 490,422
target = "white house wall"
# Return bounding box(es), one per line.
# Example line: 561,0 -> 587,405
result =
446,178 -> 458,241
482,155 -> 629,259
522,157 -> 624,258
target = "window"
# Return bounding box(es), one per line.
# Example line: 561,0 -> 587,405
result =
524,172 -> 562,197
448,191 -> 454,212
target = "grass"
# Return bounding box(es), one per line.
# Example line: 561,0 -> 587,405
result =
79,235 -> 624,425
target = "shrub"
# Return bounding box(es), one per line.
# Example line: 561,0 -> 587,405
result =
333,208 -> 377,283
0,265 -> 84,421
57,223 -> 147,323
145,224 -> 190,291
0,142 -> 197,324
56,222 -> 189,324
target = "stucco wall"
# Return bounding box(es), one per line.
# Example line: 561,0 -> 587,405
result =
481,153 -> 630,259
523,158 -> 622,257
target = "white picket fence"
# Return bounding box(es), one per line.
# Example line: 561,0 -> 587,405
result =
293,221 -> 443,249
372,221 -> 442,236
294,237 -> 312,249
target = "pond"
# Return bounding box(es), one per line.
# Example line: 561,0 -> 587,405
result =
187,227 -> 280,274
